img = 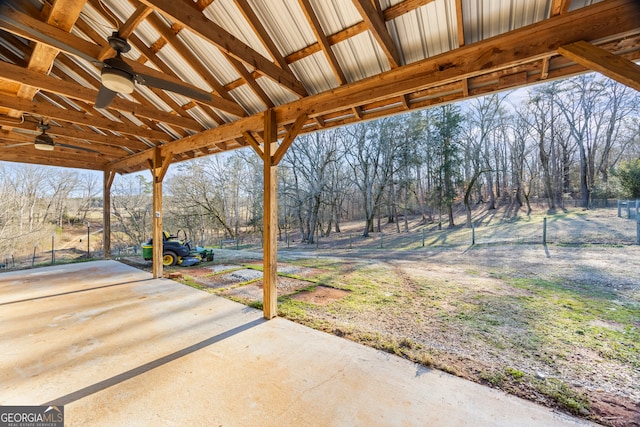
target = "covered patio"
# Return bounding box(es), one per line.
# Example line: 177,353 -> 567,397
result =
0,0 -> 639,319
0,1 -> 638,424
0,261 -> 594,426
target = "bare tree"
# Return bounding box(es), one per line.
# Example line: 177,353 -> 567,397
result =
111,174 -> 152,246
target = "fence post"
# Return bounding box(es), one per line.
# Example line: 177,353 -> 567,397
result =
472,224 -> 475,246
32,243 -> 36,267
51,233 -> 55,265
380,233 -> 383,249
422,228 -> 425,247
349,233 -> 352,249
617,200 -> 621,217
542,217 -> 547,245
636,213 -> 640,245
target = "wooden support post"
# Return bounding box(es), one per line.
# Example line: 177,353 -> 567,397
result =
103,169 -> 115,259
151,147 -> 171,279
263,109 -> 278,319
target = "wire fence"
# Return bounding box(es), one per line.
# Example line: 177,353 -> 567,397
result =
1,204 -> 638,271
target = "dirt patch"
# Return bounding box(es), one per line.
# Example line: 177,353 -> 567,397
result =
220,277 -> 315,303
290,285 -> 350,305
244,262 -> 327,279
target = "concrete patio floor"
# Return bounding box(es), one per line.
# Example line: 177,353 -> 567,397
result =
0,260 -> 595,426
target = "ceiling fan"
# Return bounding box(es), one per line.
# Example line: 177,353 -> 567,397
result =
1,120 -> 100,153
0,7 -> 213,109
33,122 -> 55,151
95,32 -> 212,109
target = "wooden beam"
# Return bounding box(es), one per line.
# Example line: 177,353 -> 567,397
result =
108,147 -> 155,171
0,6 -> 102,65
151,147 -> 164,279
243,131 -> 264,159
0,118 -> 149,151
154,0 -> 640,158
157,150 -> 173,182
352,0 -> 402,68
455,0 -> 465,47
551,0 -> 571,16
0,60 -> 202,130
0,148 -> 107,170
262,109 -> 277,319
0,6 -> 242,117
383,0 -> 435,19
97,4 -> 152,60
541,56 -> 551,79
272,113 -> 307,165
138,0 -> 308,97
145,13 -> 238,105
123,58 -> 246,117
225,54 -> 275,108
299,0 -> 347,84
16,0 -> 86,102
233,0 -> 290,70
103,168 -> 115,259
558,40 -> 640,92
0,93 -> 170,141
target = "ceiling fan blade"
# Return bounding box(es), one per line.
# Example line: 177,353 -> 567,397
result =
95,85 -> 117,109
134,72 -> 212,103
2,142 -> 31,148
57,143 -> 99,153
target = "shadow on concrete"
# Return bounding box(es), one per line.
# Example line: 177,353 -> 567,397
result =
43,318 -> 265,406
0,279 -> 154,306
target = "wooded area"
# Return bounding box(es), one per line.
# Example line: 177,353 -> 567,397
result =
0,73 -> 638,255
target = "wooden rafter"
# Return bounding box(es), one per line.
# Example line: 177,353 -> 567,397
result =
15,0 -> 86,104
232,0 -> 289,70
455,0 -> 464,47
136,0 -> 639,165
0,61 -> 203,130
0,118 -> 148,150
0,92 -> 169,141
298,0 -> 347,85
97,3 -> 152,61
0,6 -> 244,118
384,0 -> 435,18
138,0 -> 308,97
145,14 -> 236,105
0,0 -> 638,173
351,0 -> 401,68
550,0 -> 571,16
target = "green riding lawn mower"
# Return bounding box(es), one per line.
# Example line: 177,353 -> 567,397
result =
141,230 -> 214,267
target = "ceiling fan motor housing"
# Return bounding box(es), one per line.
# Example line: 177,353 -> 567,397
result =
101,66 -> 135,94
34,132 -> 54,151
